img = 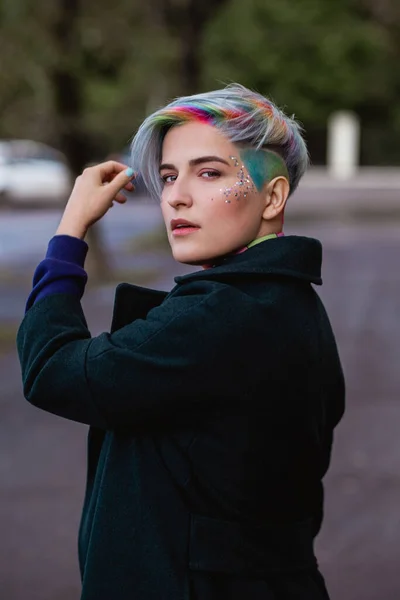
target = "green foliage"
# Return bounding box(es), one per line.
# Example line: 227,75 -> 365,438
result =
0,0 -> 399,164
202,0 -> 394,125
0,0 -> 178,150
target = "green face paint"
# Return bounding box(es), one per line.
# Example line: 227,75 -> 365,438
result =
240,148 -> 289,192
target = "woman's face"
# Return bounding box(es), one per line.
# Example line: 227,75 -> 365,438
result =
160,121 -> 270,266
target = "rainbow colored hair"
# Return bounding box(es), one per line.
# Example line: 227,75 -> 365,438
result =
130,83 -> 309,200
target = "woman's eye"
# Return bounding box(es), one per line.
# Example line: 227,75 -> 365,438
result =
162,174 -> 177,184
200,170 -> 220,179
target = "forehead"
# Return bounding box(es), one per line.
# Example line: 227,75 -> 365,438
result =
161,122 -> 235,161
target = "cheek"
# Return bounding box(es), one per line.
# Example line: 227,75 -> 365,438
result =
215,163 -> 257,207
160,196 -> 170,224
207,189 -> 255,226
160,187 -> 170,205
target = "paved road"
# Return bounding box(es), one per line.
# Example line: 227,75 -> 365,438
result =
0,200 -> 162,265
0,201 -> 165,321
1,220 -> 400,599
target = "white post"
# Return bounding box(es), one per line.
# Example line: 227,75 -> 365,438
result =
327,111 -> 360,180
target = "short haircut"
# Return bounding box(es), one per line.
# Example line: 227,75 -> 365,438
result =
130,83 -> 309,200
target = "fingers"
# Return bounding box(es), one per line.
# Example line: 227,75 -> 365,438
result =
103,176 -> 135,192
98,160 -> 129,178
113,192 -> 128,204
79,161 -> 136,211
106,166 -> 136,198
84,161 -> 136,185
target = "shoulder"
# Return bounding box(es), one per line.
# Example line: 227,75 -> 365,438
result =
111,274 -> 316,357
145,277 -> 295,345
113,279 -> 261,351
147,280 -> 246,329
164,273 -> 313,315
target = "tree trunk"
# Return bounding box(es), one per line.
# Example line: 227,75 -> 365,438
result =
180,0 -> 202,94
49,0 -> 111,282
160,0 -> 230,95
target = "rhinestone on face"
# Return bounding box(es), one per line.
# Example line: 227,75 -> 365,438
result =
220,158 -> 257,204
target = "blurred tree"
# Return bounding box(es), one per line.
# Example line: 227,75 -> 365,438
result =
0,0 -> 230,279
0,0 -> 399,195
0,0 -> 172,280
49,0 -> 110,280
353,0 -> 400,164
153,0 -> 230,94
202,0 -> 398,163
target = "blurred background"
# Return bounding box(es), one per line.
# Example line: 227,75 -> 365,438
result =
1,0 -> 400,598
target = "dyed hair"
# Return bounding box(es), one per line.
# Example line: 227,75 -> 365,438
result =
130,83 -> 308,200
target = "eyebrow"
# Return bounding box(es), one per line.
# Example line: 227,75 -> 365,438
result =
159,155 -> 230,172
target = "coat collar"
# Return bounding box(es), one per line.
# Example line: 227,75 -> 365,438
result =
111,284 -> 168,332
174,235 -> 322,286
111,236 -> 321,331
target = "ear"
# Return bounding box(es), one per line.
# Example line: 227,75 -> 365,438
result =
262,176 -> 290,220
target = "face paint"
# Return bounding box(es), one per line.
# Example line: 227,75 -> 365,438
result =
240,148 -> 289,191
221,156 -> 256,204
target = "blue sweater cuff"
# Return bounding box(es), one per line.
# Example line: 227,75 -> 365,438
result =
25,235 -> 89,312
47,235 -> 89,265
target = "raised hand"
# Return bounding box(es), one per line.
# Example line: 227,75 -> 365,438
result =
56,161 -> 136,239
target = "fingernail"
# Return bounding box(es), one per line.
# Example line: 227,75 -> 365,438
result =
125,167 -> 134,178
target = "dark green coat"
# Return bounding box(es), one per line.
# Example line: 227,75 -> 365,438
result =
17,235 -> 345,600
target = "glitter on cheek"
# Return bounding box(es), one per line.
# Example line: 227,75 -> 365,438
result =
219,186 -> 234,204
232,164 -> 256,200
222,185 -> 233,198
219,155 -> 256,204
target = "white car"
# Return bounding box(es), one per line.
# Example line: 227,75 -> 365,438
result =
0,140 -> 72,207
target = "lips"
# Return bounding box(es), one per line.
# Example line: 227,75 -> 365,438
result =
171,219 -> 199,231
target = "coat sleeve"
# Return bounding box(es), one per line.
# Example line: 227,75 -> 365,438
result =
17,288 -> 255,430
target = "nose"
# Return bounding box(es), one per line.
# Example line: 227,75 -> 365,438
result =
165,177 -> 193,209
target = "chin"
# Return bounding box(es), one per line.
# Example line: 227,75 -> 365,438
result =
172,253 -> 207,266
170,247 -> 212,266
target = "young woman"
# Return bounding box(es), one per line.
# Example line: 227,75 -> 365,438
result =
17,84 -> 345,600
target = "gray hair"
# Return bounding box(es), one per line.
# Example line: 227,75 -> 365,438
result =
130,83 -> 309,200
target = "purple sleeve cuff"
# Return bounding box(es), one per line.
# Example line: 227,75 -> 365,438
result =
25,235 -> 89,312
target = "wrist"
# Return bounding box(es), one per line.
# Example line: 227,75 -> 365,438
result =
56,216 -> 88,240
